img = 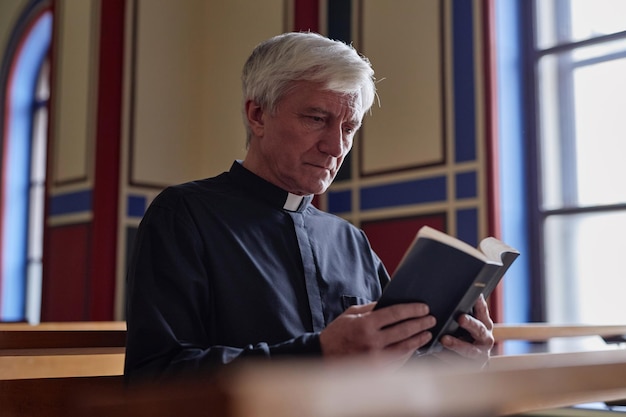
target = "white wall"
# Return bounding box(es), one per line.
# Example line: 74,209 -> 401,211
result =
130,0 -> 287,186
201,0 -> 287,177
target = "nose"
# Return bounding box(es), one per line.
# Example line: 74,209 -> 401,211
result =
318,125 -> 344,158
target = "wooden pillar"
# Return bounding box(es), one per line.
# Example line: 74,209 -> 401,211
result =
89,0 -> 125,320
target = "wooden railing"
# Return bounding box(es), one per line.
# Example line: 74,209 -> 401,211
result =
0,321 -> 625,417
494,323 -> 626,343
0,375 -> 124,417
1,348 -> 619,417
3,321 -> 622,380
0,321 -> 126,380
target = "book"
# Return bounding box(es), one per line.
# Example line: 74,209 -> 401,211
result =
374,225 -> 520,355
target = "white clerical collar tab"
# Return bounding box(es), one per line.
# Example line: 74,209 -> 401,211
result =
283,193 -> 304,211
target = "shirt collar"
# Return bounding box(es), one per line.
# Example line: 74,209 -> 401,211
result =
229,161 -> 313,213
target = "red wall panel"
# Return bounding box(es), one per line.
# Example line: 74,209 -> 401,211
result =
294,0 -> 319,32
362,214 -> 446,276
41,224 -> 91,321
90,0 -> 124,320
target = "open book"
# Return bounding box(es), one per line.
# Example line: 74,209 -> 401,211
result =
374,225 -> 520,355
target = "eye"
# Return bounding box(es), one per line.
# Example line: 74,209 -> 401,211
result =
343,124 -> 358,135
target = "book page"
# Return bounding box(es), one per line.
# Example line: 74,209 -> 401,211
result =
479,237 -> 519,265
417,226 -> 488,262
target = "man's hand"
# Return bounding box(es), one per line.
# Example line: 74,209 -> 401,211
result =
439,294 -> 494,366
319,302 -> 436,367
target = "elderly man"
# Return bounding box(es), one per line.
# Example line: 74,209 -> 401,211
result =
124,32 -> 494,382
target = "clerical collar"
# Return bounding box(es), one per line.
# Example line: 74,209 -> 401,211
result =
283,193 -> 305,211
229,161 -> 313,213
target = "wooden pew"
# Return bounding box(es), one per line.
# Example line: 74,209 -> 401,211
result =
0,375 -> 124,417
494,323 -> 626,343
492,323 -> 626,368
0,321 -> 126,379
12,349 -> 623,417
1,322 -> 625,417
0,322 -> 127,417
0,321 -> 126,331
5,322 -> 621,380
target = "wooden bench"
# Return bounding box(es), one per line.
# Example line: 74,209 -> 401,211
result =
0,321 -> 126,379
0,322 -> 625,416
1,321 -> 623,380
14,349 -> 622,417
494,323 -> 626,343
2,322 -> 624,380
0,375 -> 124,417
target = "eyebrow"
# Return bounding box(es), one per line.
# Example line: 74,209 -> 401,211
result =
306,107 -> 362,127
306,107 -> 332,116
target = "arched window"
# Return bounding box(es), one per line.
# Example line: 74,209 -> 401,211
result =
0,1 -> 52,323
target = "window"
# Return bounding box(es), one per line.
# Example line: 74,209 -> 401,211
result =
531,1 -> 626,327
0,5 -> 52,323
25,59 -> 49,324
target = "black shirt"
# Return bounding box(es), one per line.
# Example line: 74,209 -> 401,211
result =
124,161 -> 389,381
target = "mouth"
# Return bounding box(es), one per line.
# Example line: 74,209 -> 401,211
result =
308,163 -> 334,174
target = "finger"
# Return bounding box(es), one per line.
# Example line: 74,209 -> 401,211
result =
344,302 -> 377,315
380,315 -> 436,347
441,334 -> 483,357
458,313 -> 494,348
473,294 -> 493,331
386,328 -> 433,355
371,302 -> 430,329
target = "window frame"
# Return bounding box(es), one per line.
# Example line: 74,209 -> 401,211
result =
0,1 -> 52,322
523,0 -> 626,322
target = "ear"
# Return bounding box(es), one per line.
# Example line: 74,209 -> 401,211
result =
245,100 -> 266,138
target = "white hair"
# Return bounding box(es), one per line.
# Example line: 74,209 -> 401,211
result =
241,32 -> 376,145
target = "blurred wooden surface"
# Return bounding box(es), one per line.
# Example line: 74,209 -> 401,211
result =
220,350 -> 626,417
66,349 -> 626,417
0,321 -> 126,351
0,322 -> 126,379
0,376 -> 125,417
494,324 -> 626,342
2,321 -> 625,380
0,321 -> 126,331
0,321 -> 625,416
0,352 -> 124,379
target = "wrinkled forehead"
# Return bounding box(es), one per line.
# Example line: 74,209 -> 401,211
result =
279,80 -> 365,120
321,88 -> 366,126
345,93 -> 365,125
341,90 -> 364,115
313,89 -> 362,121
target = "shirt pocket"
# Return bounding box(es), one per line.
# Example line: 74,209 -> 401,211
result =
341,295 -> 373,310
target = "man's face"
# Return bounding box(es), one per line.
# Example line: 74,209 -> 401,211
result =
244,81 -> 362,195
